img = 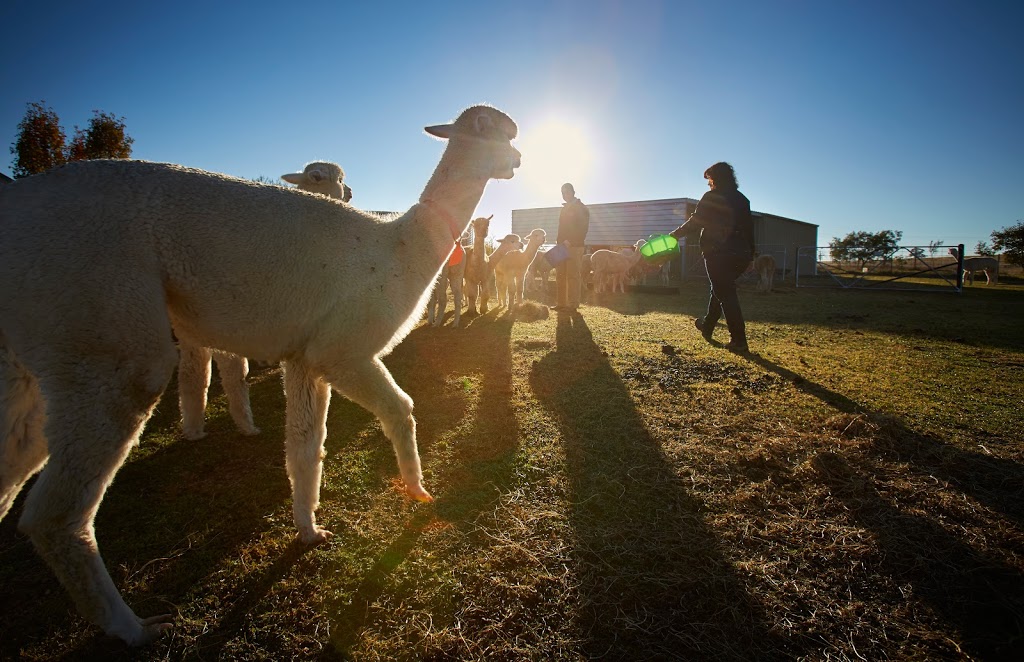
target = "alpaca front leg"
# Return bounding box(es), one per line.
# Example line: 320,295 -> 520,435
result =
212,351 -> 260,436
329,358 -> 432,502
178,342 -> 212,440
282,360 -> 333,544
451,278 -> 463,328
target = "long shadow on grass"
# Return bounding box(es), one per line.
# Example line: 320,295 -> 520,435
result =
812,454 -> 1024,659
323,313 -> 521,657
0,365 -> 377,659
745,353 -> 1024,657
530,311 -> 784,661
746,353 -> 1024,528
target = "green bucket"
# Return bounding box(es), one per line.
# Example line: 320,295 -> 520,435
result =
639,234 -> 680,264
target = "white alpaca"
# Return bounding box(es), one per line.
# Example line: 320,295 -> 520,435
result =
178,161 -> 351,440
282,160 -> 353,202
948,247 -> 999,285
591,241 -> 643,294
0,104 -> 520,645
753,254 -> 776,292
494,229 -> 546,308
461,215 -> 494,315
427,232 -> 470,327
526,248 -> 555,292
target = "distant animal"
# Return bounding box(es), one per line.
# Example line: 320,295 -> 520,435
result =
753,254 -> 776,292
495,228 -> 547,307
178,160 -> 352,441
590,241 -> 644,294
949,247 -> 999,285
427,232 -> 471,327
0,104 -> 520,645
526,248 -> 555,292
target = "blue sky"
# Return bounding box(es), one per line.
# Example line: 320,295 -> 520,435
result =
2,0 -> 1021,252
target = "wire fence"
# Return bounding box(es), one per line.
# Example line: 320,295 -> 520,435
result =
794,244 -> 989,292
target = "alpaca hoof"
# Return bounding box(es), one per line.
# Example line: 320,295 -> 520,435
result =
239,425 -> 261,436
405,484 -> 434,502
119,614 -> 173,646
298,526 -> 334,545
182,429 -> 207,441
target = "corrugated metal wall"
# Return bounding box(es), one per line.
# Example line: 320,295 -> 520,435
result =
512,198 -> 698,249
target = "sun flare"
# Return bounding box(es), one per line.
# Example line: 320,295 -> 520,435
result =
517,117 -> 596,199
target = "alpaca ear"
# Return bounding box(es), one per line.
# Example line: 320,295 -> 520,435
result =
473,112 -> 494,135
486,214 -> 494,221
308,169 -> 325,183
281,173 -> 302,185
424,123 -> 454,139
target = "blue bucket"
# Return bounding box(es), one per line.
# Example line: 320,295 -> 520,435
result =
544,243 -> 569,266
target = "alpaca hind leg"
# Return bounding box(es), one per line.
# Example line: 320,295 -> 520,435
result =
0,344 -> 49,522
428,274 -> 446,327
213,351 -> 260,436
19,350 -> 177,645
282,360 -> 333,544
329,357 -> 431,502
178,342 -> 212,440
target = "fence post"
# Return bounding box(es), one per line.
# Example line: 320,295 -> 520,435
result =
956,243 -> 965,291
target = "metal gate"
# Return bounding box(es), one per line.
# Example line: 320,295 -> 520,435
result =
795,244 -> 969,292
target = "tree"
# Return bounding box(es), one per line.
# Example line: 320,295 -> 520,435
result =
991,221 -> 1024,266
10,101 -> 66,178
927,239 -> 945,257
975,241 -> 996,257
66,110 -> 133,161
10,102 -> 133,178
828,229 -> 903,269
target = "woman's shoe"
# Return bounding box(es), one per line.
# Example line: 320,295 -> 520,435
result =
694,318 -> 714,341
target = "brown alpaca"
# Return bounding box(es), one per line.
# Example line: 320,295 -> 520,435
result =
754,254 -> 776,292
462,215 -> 493,314
494,228 -> 547,307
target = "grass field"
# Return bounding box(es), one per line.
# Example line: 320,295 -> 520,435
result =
2,277 -> 1023,661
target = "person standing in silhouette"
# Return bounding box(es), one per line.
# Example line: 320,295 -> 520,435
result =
554,182 -> 590,311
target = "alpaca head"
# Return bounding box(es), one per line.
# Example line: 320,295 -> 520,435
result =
525,229 -> 547,249
425,106 -> 521,180
281,161 -> 348,201
471,214 -> 493,242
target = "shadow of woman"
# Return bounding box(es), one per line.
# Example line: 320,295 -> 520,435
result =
529,312 -> 782,660
812,452 -> 1024,659
744,352 -> 1024,529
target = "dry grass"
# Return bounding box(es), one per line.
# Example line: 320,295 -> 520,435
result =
2,278 -> 1023,660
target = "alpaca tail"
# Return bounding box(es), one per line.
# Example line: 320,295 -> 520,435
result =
0,334 -> 49,522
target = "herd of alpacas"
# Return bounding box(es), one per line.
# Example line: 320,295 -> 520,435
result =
0,105 -> 521,645
0,102 -> 818,646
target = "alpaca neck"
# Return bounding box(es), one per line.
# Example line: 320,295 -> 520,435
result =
472,223 -> 488,268
418,147 -> 489,241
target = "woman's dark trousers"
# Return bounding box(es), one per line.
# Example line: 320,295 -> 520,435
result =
702,253 -> 751,345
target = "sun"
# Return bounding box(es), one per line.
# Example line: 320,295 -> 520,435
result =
517,116 -> 596,198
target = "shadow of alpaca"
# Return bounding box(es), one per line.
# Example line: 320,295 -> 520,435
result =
529,313 -> 783,660
322,315 -> 521,657
0,364 -> 380,659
